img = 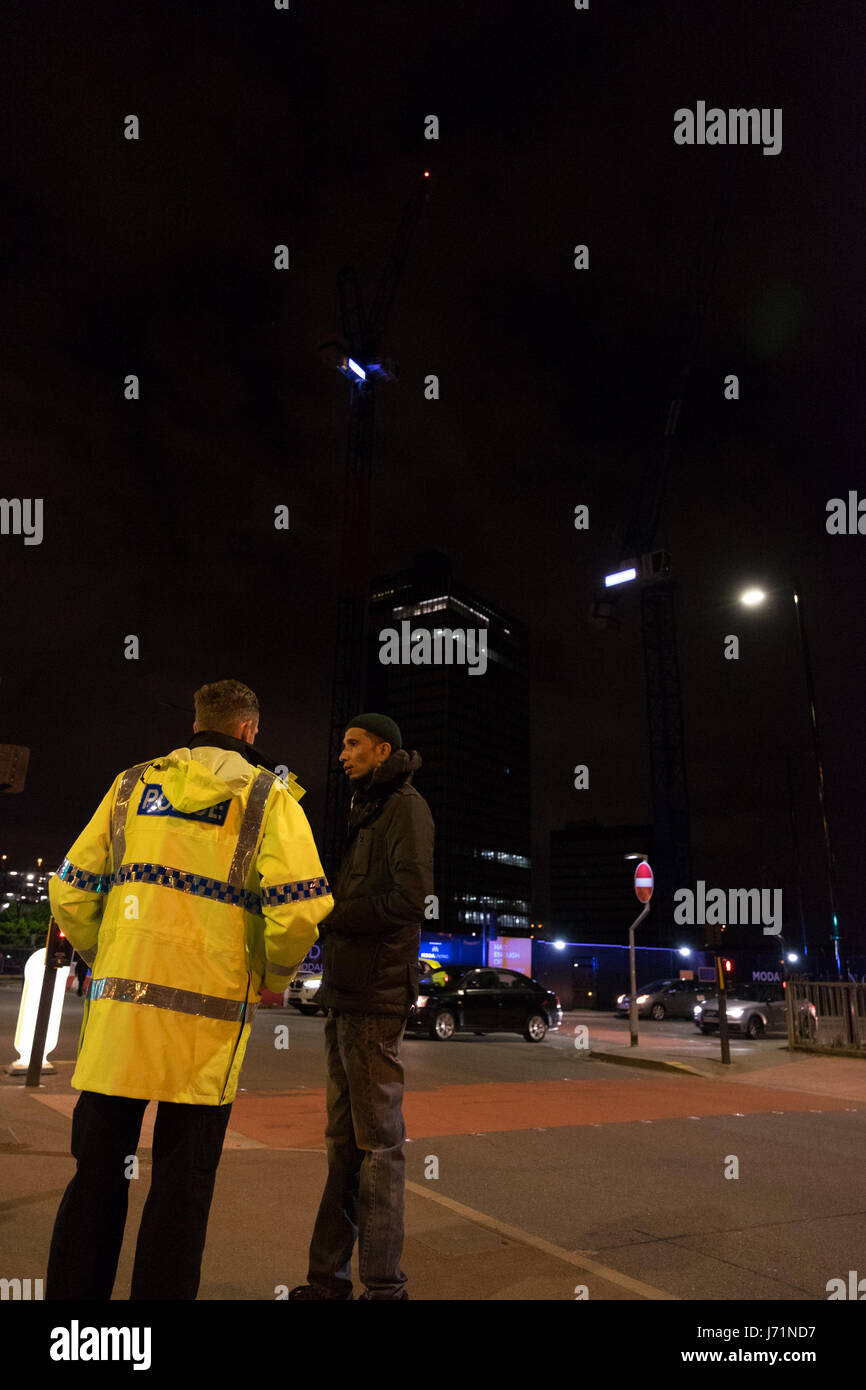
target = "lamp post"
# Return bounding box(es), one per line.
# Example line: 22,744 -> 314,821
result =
785,755 -> 809,961
739,581 -> 841,979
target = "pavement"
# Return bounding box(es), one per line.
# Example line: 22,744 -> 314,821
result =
2,979 -> 865,1301
577,1011 -> 866,1096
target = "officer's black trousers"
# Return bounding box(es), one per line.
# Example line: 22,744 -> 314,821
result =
46,1090 -> 232,1300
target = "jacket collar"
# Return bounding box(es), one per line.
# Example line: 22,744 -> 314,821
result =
189,729 -> 278,774
351,748 -> 422,804
343,751 -> 419,849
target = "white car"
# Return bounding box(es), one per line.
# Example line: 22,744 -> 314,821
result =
286,973 -> 324,1016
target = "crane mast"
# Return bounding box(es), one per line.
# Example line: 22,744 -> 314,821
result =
320,177 -> 431,876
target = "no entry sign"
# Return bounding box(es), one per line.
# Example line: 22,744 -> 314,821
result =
634,861 -> 654,903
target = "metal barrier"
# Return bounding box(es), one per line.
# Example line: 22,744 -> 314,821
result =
787,981 -> 866,1053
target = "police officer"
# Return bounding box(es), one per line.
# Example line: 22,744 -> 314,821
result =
46,680 -> 333,1300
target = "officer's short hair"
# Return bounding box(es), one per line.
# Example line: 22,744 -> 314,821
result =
194,680 -> 259,734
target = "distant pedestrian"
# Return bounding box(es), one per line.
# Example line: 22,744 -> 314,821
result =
74,954 -> 89,996
46,680 -> 332,1300
289,714 -> 434,1301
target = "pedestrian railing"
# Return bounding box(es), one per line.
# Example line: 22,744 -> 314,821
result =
787,981 -> 866,1053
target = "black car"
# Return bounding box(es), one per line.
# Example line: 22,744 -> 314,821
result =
407,965 -> 563,1042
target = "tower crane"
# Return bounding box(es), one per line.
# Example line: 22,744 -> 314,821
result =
318,173 -> 431,875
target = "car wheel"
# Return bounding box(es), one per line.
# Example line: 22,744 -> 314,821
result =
473,1030 -> 484,1035
298,1004 -> 319,1016
746,1015 -> 764,1039
431,1009 -> 456,1040
650,1003 -> 666,1021
524,1013 -> 548,1042
700,1025 -> 714,1034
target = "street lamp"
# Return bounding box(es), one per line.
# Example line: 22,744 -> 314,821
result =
738,580 -> 841,978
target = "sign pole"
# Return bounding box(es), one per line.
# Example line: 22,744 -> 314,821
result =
704,921 -> 731,1065
629,861 -> 654,1048
628,905 -> 650,1047
25,918 -> 73,1087
715,952 -> 731,1066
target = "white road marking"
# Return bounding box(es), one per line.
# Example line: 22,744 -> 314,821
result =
405,1180 -> 678,1300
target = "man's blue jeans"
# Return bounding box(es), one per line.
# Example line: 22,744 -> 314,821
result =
307,1009 -> 409,1299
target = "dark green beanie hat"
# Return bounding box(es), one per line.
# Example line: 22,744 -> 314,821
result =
346,712 -> 403,751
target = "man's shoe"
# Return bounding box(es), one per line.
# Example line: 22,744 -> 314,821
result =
287,1283 -> 353,1300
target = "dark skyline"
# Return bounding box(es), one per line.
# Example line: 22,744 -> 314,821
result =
1,2 -> 864,959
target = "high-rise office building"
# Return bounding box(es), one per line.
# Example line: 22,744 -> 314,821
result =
366,551 -> 531,942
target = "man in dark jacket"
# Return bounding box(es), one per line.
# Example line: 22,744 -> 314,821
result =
289,713 -> 434,1301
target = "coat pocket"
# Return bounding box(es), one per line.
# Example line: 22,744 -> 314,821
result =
326,935 -> 380,992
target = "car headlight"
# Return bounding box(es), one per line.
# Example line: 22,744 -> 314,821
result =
693,1004 -> 703,1015
415,995 -> 428,1007
616,994 -> 626,1005
636,994 -> 649,1004
727,1007 -> 744,1019
303,978 -> 321,991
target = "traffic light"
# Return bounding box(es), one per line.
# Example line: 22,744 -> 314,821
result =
47,918 -> 74,969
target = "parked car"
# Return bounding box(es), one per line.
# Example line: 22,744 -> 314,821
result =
407,965 -> 562,1042
615,977 -> 713,1021
694,982 -> 789,1038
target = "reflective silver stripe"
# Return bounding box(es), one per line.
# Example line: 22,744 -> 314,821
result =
112,861 -> 262,914
86,975 -> 256,1024
227,770 -> 276,890
56,858 -> 112,894
265,960 -> 299,977
261,876 -> 330,906
111,762 -> 150,869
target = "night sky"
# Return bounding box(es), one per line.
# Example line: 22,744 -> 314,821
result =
1,1 -> 863,954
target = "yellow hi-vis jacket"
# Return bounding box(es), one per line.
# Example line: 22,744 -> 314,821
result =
48,744 -> 334,1105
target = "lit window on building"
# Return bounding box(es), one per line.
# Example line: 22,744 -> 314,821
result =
393,595 -> 491,626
